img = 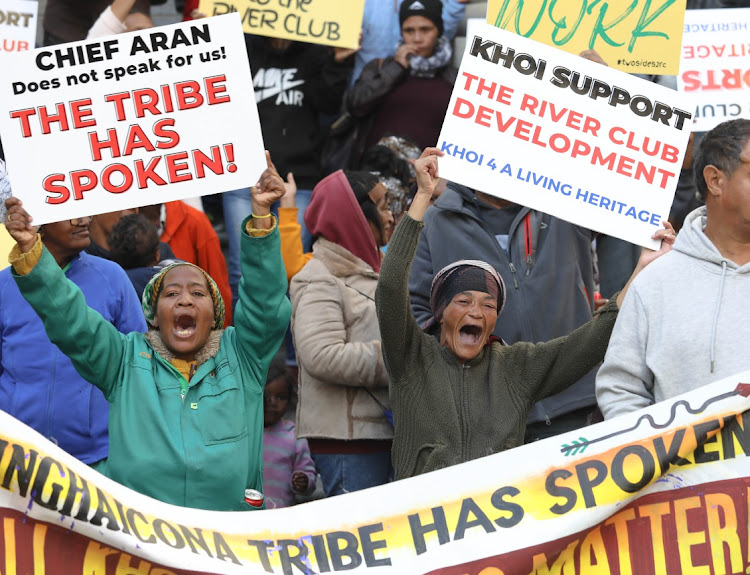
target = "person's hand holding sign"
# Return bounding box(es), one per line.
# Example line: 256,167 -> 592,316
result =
579,49 -> 608,67
250,151 -> 285,230
4,198 -> 37,253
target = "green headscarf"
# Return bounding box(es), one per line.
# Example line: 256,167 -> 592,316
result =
141,262 -> 225,330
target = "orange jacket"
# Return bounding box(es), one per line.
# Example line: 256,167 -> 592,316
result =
279,207 -> 313,284
160,201 -> 233,327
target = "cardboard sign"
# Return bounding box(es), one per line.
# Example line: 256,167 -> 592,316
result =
678,8 -> 750,133
0,0 -> 37,53
0,14 -> 266,226
437,23 -> 693,249
2,370 -> 750,572
198,0 -> 365,50
487,0 -> 687,75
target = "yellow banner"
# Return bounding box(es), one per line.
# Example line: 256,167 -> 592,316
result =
198,0 -> 365,49
486,0 -> 687,75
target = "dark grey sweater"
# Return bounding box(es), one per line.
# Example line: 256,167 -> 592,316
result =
376,215 -> 620,480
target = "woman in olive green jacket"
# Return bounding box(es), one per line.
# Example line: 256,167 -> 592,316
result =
375,148 -> 676,480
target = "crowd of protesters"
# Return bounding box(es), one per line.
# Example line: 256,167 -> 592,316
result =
1,0 -> 749,513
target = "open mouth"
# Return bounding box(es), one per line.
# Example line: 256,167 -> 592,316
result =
458,325 -> 482,345
174,315 -> 197,338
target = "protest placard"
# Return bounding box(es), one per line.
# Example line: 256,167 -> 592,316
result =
0,0 -> 37,54
678,8 -> 750,133
198,0 -> 365,50
2,369 -> 750,573
0,14 -> 265,226
487,0 -> 687,75
437,22 -> 692,249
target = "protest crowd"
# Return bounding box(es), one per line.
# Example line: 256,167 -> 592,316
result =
1,0 -> 750,517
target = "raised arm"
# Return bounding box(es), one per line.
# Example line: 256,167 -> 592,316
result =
508,224 -> 676,404
408,214 -> 437,328
233,153 -> 293,386
376,148 -> 444,382
278,172 -> 312,282
5,198 -> 128,399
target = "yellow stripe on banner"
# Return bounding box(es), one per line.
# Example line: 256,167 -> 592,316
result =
33,524 -> 47,575
4,517 -> 17,575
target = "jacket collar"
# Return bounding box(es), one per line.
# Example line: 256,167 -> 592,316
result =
313,237 -> 379,279
439,343 -> 489,368
145,329 -> 223,366
63,250 -> 87,274
435,185 -> 531,220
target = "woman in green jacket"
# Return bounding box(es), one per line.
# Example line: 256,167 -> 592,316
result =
375,148 -> 676,480
4,153 -> 291,511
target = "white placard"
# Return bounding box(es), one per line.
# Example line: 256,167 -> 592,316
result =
678,8 -> 750,133
438,23 -> 693,249
0,14 -> 265,226
0,0 -> 37,53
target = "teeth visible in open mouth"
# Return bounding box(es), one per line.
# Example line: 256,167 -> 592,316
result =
174,316 -> 196,337
459,326 -> 482,345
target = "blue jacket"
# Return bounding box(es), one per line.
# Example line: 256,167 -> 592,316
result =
0,250 -> 146,463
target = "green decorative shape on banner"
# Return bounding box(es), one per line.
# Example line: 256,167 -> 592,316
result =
561,436 -> 589,457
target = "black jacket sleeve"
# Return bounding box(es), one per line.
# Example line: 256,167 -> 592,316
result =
347,57 -> 407,117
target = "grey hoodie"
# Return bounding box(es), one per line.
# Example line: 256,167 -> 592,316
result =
596,206 -> 750,419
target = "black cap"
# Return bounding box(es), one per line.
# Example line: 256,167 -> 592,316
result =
399,0 -> 444,37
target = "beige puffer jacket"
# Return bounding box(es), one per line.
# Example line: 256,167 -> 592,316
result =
290,237 -> 392,441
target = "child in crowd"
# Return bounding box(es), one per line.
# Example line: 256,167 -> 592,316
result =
263,360 -> 317,508
109,214 -> 176,298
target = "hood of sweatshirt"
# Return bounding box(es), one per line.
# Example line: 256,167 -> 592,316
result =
304,170 -> 381,273
675,206 -> 750,272
434,183 -> 476,214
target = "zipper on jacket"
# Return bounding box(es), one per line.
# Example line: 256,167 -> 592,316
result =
524,213 -> 533,276
180,382 -> 190,504
181,364 -> 197,403
508,262 -> 520,289
465,195 -> 533,336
